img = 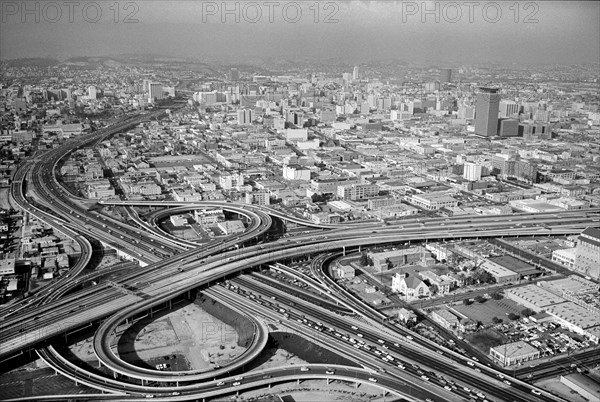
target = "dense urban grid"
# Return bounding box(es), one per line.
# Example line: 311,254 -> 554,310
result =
0,51 -> 599,402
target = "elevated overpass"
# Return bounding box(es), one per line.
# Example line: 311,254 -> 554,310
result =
99,200 -> 372,229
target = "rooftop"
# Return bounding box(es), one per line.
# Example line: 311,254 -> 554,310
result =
488,255 -> 539,276
490,340 -> 538,358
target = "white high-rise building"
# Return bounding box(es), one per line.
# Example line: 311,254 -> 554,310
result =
149,82 -> 164,101
88,85 -> 97,100
237,109 -> 254,125
500,100 -> 520,118
463,162 -> 482,181
353,66 -> 359,81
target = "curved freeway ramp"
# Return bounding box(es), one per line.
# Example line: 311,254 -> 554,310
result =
92,288 -> 269,384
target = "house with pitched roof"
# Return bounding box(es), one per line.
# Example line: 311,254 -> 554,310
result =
392,273 -> 430,300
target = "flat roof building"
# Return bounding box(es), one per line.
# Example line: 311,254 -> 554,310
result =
490,340 -> 540,366
480,259 -> 519,284
505,284 -> 567,312
488,255 -> 540,277
560,374 -> 600,402
546,302 -> 600,341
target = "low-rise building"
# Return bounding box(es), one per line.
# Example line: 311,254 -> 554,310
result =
336,263 -> 355,279
490,341 -> 540,366
560,374 -> 600,402
397,308 -> 417,323
430,309 -> 460,329
419,271 -> 453,295
392,274 -> 430,300
407,193 -> 458,210
368,247 -> 429,272
505,284 -> 567,312
480,259 -> 520,284
217,220 -> 246,235
552,248 -> 577,269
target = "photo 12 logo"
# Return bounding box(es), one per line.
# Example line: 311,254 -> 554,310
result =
1,1 -> 140,24
201,1 -> 340,24
400,1 -> 539,23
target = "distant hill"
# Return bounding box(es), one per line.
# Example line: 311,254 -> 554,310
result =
4,58 -> 60,67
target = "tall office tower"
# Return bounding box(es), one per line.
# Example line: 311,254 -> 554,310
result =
88,85 -> 97,100
237,109 -> 254,125
463,162 -> 482,181
229,68 -> 240,81
149,83 -> 164,101
353,66 -> 359,81
62,88 -> 72,101
499,100 -> 519,118
474,88 -> 500,137
439,68 -> 452,83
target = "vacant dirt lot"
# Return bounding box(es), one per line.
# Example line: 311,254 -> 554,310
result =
115,300 -> 246,372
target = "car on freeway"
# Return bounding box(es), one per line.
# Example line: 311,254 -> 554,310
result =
216,381 -> 225,386
234,376 -> 244,381
300,367 -> 309,372
325,370 -> 335,375
503,380 -> 511,386
531,390 -> 541,395
233,381 -> 241,386
368,377 -> 378,383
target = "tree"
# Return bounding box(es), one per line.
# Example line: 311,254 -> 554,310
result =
507,313 -> 520,321
475,295 -> 486,303
359,253 -> 369,266
492,317 -> 503,324
521,308 -> 535,317
491,292 -> 503,300
462,299 -> 473,305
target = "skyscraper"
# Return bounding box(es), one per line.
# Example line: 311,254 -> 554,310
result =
499,100 -> 519,118
237,109 -> 254,125
88,85 -> 97,100
463,162 -> 482,181
230,68 -> 240,81
353,66 -> 359,81
149,83 -> 164,101
474,88 -> 500,137
439,68 -> 452,83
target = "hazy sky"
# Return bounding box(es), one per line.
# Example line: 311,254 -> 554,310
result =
1,1 -> 599,64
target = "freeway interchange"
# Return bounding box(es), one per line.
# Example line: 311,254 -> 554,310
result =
1,112 -> 599,401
